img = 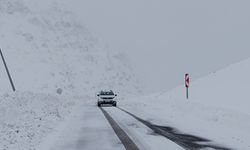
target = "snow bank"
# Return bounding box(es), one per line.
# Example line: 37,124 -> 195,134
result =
0,92 -> 89,150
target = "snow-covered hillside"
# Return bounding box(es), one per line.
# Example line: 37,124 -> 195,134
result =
166,58 -> 250,115
0,0 -> 140,96
0,0 -> 140,149
122,58 -> 250,149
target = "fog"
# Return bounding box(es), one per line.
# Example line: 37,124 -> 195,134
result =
66,0 -> 250,93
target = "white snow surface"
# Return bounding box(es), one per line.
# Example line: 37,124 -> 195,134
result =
0,0 -> 140,149
121,58 -> 250,150
38,105 -> 125,150
1,0 -> 250,150
0,0 -> 140,96
38,104 -> 183,150
0,92 -> 85,150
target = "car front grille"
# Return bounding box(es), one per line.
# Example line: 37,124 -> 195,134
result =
101,97 -> 114,100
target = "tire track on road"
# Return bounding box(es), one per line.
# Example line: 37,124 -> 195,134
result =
117,107 -> 232,150
100,107 -> 139,150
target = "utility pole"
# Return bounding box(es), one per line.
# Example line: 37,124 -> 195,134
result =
0,49 -> 16,92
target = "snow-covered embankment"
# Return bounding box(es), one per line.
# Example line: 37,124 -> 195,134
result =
122,58 -> 250,149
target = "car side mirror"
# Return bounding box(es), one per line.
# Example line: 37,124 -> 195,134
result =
97,94 -> 100,97
115,94 -> 117,96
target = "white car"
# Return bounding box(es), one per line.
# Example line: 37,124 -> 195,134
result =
97,90 -> 117,107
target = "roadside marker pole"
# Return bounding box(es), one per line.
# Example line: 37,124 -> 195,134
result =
185,74 -> 189,99
0,49 -> 16,92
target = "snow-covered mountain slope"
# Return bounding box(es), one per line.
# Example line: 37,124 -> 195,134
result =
0,0 -> 140,149
122,58 -> 250,149
0,0 -> 140,96
166,58 -> 250,115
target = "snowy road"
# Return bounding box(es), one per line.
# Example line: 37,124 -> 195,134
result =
38,104 -> 231,150
39,104 -> 182,150
100,107 -> 139,150
103,106 -> 183,150
38,105 -> 125,150
116,107 -> 231,150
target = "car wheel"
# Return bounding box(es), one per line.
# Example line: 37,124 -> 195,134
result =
113,102 -> 117,107
97,103 -> 101,107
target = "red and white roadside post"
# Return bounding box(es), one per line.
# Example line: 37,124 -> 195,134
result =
185,74 -> 190,99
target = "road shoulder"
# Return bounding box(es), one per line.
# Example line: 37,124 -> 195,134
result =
38,105 -> 125,150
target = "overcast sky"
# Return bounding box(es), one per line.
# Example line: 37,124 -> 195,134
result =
66,0 -> 250,93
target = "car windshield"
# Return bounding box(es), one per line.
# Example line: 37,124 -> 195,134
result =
100,91 -> 114,95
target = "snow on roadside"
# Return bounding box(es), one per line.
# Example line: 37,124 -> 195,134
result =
0,92 -> 89,150
121,58 -> 250,150
122,96 -> 250,149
